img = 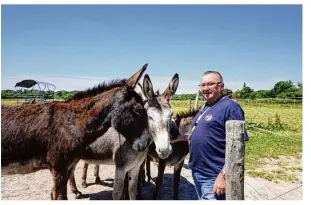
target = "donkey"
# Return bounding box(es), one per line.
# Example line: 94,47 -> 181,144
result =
71,73 -> 179,200
142,108 -> 200,200
1,64 -> 150,200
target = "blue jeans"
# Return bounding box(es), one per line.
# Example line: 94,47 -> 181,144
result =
192,170 -> 226,200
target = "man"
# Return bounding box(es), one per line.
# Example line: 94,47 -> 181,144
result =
187,71 -> 249,200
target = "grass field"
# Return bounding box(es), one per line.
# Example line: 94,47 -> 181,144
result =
241,102 -> 302,182
1,99 -> 302,182
1,99 -> 18,105
171,100 -> 302,182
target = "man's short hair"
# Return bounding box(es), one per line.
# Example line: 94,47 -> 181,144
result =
202,71 -> 223,83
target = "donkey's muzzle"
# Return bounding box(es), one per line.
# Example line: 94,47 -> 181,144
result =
132,139 -> 149,152
156,143 -> 173,159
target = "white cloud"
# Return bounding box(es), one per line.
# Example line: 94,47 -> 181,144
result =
1,75 -> 121,91
1,74 -> 292,94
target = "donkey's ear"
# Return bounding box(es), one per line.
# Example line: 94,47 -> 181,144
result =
161,73 -> 179,102
126,63 -> 148,88
134,82 -> 147,101
142,74 -> 155,99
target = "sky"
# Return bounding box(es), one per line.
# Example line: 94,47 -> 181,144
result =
1,4 -> 302,94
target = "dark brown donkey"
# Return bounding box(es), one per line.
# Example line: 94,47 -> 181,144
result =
142,108 -> 200,200
1,64 -> 150,200
73,74 -> 179,200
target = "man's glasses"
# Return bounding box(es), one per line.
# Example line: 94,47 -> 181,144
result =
199,82 -> 222,88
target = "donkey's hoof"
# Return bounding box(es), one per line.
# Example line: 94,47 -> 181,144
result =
74,191 -> 83,199
72,189 -> 83,199
81,181 -> 87,188
95,177 -> 101,184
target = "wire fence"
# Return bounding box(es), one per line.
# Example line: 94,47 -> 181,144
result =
246,125 -> 302,142
244,123 -> 302,200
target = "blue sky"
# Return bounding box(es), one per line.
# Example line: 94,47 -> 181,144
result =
1,4 -> 302,94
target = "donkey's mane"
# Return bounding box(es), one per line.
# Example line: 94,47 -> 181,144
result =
66,79 -> 127,101
174,108 -> 200,120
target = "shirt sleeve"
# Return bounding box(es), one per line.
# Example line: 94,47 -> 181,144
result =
228,107 -> 249,141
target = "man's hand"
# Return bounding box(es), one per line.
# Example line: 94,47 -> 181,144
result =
213,172 -> 226,196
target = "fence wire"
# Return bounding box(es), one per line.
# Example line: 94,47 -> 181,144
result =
246,125 -> 302,142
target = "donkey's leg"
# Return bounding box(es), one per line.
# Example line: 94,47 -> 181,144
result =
127,165 -> 141,200
81,162 -> 89,188
139,160 -> 146,184
146,155 -> 152,183
112,168 -> 126,200
153,160 -> 166,200
68,162 -> 82,199
50,167 -> 68,200
94,165 -> 101,184
136,169 -> 143,200
173,160 -> 184,200
123,172 -> 130,200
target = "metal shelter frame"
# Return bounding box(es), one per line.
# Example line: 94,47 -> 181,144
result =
14,79 -> 56,104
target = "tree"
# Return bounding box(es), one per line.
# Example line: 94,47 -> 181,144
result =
223,88 -> 233,96
297,82 -> 303,89
241,87 -> 254,99
271,80 -> 295,97
238,86 -> 254,99
252,90 -> 273,98
55,91 -> 64,99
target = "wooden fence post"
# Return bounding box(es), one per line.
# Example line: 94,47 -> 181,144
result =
194,90 -> 200,110
225,120 -> 245,200
188,99 -> 192,111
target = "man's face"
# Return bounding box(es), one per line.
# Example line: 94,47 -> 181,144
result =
200,73 -> 224,103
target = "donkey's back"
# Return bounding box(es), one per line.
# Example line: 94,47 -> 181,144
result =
1,102 -> 81,174
2,104 -> 53,171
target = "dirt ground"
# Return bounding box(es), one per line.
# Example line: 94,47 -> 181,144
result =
1,158 -> 302,200
1,159 -> 197,200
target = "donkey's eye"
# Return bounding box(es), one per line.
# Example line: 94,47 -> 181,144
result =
133,107 -> 143,116
148,116 -> 154,121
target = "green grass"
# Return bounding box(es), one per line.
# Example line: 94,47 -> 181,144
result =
246,170 -> 297,183
170,100 -> 205,114
241,102 -> 302,134
170,100 -> 302,182
245,131 -> 302,160
1,99 -> 18,105
1,99 -> 62,105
